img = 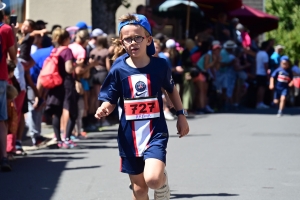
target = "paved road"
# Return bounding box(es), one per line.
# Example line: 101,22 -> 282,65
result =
1,108 -> 300,200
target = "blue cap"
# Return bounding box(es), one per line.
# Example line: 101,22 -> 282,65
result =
76,21 -> 88,30
117,14 -> 155,56
280,55 -> 289,61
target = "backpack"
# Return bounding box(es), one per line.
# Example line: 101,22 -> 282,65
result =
39,47 -> 67,89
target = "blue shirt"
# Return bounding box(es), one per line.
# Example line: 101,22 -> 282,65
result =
271,67 -> 293,90
270,52 -> 281,70
30,46 -> 53,84
98,55 -> 174,157
158,52 -> 173,70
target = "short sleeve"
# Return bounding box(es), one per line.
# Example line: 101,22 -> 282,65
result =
98,70 -> 120,104
263,53 -> 269,63
271,68 -> 279,78
6,26 -> 14,49
61,48 -> 74,62
162,61 -> 174,93
77,49 -> 86,59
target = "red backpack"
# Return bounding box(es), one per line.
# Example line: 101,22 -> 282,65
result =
39,47 -> 67,89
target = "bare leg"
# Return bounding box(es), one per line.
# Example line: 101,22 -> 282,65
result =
129,173 -> 149,200
144,158 -> 166,189
17,114 -> 25,141
279,95 -> 286,112
199,81 -> 208,109
0,121 -> 8,159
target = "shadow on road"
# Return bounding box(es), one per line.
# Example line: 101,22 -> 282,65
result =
171,193 -> 239,199
0,153 -> 101,200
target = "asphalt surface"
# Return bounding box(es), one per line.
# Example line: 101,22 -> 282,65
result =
1,107 -> 299,200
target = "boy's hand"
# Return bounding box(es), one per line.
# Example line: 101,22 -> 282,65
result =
176,115 -> 189,138
95,106 -> 109,119
269,84 -> 274,90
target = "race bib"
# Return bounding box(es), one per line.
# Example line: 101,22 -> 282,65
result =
124,97 -> 160,120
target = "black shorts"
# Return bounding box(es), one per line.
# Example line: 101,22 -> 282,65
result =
22,91 -> 28,114
256,75 -> 268,87
91,68 -> 108,85
63,87 -> 78,119
120,144 -> 167,175
172,73 -> 183,85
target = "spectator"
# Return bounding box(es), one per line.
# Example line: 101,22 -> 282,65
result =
215,40 -> 236,108
145,6 -> 166,30
195,41 -> 221,113
89,36 -> 111,128
214,13 -> 231,44
89,28 -> 107,49
69,29 -> 97,139
256,41 -> 270,109
230,18 -> 240,44
0,4 -> 17,171
267,38 -> 275,57
136,4 -> 146,15
164,39 -> 184,97
45,28 -> 77,148
270,45 -> 284,72
153,39 -> 175,120
51,24 -> 62,34
236,24 -> 251,49
27,42 -> 54,146
35,20 -> 52,48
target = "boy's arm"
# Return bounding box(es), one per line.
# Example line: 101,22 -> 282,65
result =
167,86 -> 189,138
95,102 -> 116,119
269,77 -> 275,90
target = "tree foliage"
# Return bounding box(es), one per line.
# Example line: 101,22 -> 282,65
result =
266,0 -> 300,61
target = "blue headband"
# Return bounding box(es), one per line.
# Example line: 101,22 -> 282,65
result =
118,14 -> 155,56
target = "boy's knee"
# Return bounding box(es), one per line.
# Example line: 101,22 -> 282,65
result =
145,176 -> 164,189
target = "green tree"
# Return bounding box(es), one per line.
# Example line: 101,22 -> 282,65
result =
266,0 -> 300,61
91,0 -> 130,34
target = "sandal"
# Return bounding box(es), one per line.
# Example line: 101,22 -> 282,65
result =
15,142 -> 27,156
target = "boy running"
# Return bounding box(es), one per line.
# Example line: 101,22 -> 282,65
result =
269,55 -> 293,117
95,14 -> 189,200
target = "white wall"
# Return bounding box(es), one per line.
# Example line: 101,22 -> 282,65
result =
26,0 -> 92,30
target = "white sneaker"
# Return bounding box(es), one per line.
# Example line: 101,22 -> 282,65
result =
256,103 -> 269,109
154,170 -> 170,200
164,111 -> 175,121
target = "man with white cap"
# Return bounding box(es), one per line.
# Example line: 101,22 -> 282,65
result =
270,45 -> 284,72
0,0 -> 17,171
89,28 -> 107,49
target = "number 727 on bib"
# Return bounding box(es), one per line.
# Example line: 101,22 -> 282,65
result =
124,97 -> 160,120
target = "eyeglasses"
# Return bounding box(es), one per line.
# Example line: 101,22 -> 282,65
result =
122,36 -> 145,44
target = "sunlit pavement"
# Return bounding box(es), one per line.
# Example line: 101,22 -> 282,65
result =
1,107 -> 299,200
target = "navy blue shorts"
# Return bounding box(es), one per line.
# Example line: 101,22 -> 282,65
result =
274,88 -> 288,100
120,144 -> 167,175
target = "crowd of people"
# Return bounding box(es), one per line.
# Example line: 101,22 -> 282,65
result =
0,3 -> 300,174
